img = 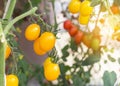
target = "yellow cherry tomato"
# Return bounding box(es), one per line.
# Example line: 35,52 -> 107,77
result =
5,45 -> 11,60
33,38 -> 46,55
68,0 -> 81,14
6,74 -> 19,86
25,24 -> 40,41
80,1 -> 93,16
43,57 -> 52,68
39,32 -> 56,52
44,62 -> 60,81
78,15 -> 90,25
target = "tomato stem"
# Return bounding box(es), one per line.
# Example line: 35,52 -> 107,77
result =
0,22 -> 7,86
2,0 -> 16,21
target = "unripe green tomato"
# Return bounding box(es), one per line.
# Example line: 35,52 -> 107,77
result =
90,37 -> 100,51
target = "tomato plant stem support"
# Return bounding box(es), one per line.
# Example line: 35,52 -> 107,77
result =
2,0 -> 16,21
0,22 -> 6,86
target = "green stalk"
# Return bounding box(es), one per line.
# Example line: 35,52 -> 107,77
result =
3,0 -> 16,20
0,22 -> 6,86
4,7 -> 38,35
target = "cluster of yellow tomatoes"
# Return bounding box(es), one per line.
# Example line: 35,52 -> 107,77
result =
5,23 -> 60,86
25,24 -> 60,81
68,0 -> 93,25
25,24 -> 56,55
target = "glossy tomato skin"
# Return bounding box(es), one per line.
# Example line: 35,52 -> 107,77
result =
68,0 -> 81,14
68,25 -> 78,37
43,57 -> 52,69
25,24 -> 40,41
63,20 -> 72,30
74,30 -> 84,44
39,32 -> 56,52
6,74 -> 19,86
44,62 -> 60,81
78,15 -> 90,25
33,38 -> 46,55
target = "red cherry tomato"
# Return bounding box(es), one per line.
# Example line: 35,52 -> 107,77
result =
68,25 -> 78,37
63,20 -> 72,30
74,30 -> 84,44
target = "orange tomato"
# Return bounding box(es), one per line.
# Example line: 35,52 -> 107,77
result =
74,30 -> 84,44
68,25 -> 78,37
111,5 -> 119,14
44,62 -> 60,81
33,38 -> 46,55
5,45 -> 11,60
82,33 -> 93,48
6,74 -> 19,86
99,18 -> 105,24
39,32 -> 56,52
25,24 -> 40,41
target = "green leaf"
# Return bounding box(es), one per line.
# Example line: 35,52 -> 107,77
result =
100,2 -> 107,12
82,53 -> 100,66
108,54 -> 116,62
30,0 -> 42,7
61,51 -> 69,61
59,63 -> 70,86
90,0 -> 101,7
70,38 -> 78,52
62,45 -> 69,53
59,63 -> 71,73
36,66 -> 45,85
102,71 -> 117,86
18,73 -> 27,86
118,58 -> 120,64
61,45 -> 70,61
104,60 -> 107,64
72,75 -> 85,86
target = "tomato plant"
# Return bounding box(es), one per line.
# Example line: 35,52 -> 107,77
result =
0,0 -> 120,86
